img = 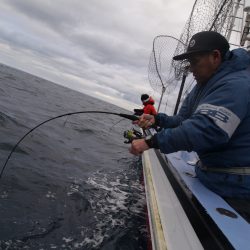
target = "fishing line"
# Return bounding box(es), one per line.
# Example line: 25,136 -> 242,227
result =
0,111 -> 138,180
108,118 -> 126,131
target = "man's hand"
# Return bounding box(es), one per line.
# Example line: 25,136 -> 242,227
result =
132,114 -> 155,129
129,139 -> 149,155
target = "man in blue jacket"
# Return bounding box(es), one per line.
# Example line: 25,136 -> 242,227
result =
130,31 -> 250,199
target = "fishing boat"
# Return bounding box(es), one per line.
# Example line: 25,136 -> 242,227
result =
142,1 -> 250,249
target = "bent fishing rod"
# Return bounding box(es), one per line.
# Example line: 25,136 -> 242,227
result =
0,111 -> 139,180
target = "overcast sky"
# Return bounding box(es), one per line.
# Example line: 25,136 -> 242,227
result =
0,0 -> 195,111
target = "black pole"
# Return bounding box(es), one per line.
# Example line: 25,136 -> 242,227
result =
173,73 -> 187,115
157,86 -> 166,112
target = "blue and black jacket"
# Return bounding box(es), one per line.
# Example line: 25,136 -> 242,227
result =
154,48 -> 250,169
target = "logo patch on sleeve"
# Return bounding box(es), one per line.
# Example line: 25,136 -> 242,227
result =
196,104 -> 240,137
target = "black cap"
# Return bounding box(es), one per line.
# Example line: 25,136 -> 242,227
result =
173,31 -> 230,61
141,94 -> 149,102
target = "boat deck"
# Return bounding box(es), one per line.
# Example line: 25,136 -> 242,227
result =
143,149 -> 250,250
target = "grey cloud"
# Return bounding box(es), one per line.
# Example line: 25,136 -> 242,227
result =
4,0 -> 151,69
72,30 -> 149,68
0,22 -> 92,70
4,0 -> 74,32
0,0 -> 192,109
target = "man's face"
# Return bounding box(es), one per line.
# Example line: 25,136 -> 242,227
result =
187,50 -> 221,84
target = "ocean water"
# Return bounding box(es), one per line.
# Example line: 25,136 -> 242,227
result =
0,64 -> 149,249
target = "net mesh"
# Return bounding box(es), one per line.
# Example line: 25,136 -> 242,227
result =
173,0 -> 235,79
148,35 -> 184,94
148,0 -> 244,113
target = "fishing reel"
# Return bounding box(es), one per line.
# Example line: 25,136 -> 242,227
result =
123,128 -> 143,144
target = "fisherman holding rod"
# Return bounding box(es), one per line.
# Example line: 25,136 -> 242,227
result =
130,31 -> 250,199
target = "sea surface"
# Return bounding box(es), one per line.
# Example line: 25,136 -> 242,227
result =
0,64 -> 149,249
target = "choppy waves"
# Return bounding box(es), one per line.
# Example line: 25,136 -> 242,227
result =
0,161 -> 147,250
0,64 -> 149,250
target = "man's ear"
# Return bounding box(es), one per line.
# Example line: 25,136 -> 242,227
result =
212,49 -> 222,65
